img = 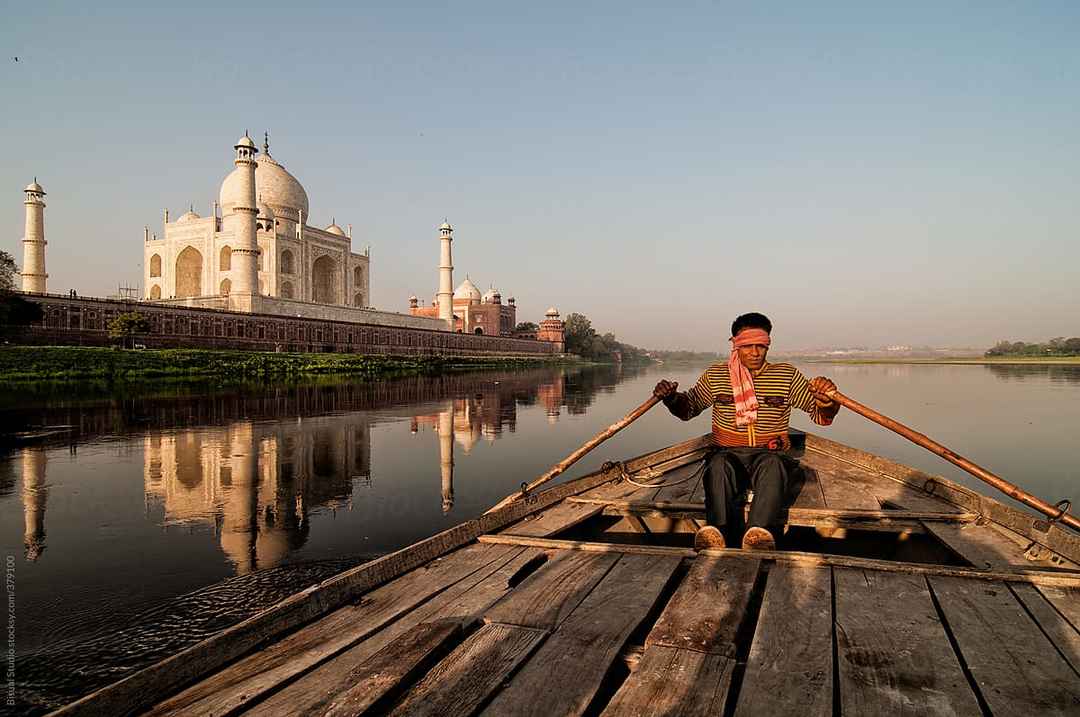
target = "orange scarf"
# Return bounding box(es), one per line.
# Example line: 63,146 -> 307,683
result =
728,328 -> 771,427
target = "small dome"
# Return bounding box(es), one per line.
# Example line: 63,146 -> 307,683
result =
25,180 -> 44,194
257,202 -> 275,220
176,208 -> 201,223
235,134 -> 257,149
454,278 -> 482,302
545,307 -> 560,318
325,220 -> 346,236
482,286 -> 501,303
409,294 -> 418,301
439,221 -> 452,231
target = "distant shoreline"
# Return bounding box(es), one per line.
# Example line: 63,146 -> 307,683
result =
800,356 -> 1080,366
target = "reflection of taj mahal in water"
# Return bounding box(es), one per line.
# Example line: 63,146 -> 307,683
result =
142,419 -> 369,574
12,367 -> 584,570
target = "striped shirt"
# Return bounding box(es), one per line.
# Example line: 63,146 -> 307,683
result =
672,362 -> 835,447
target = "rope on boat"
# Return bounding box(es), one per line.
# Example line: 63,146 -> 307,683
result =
602,458 -> 708,489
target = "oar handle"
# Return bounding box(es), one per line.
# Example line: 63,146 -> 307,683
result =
486,395 -> 662,514
825,389 -> 1080,533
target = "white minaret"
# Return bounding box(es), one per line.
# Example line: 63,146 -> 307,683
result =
437,221 -> 454,326
21,179 -> 47,293
230,133 -> 260,300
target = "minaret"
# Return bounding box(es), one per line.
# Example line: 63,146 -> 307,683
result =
437,221 -> 454,327
22,448 -> 48,561
21,179 -> 47,293
230,133 -> 260,302
438,405 -> 454,514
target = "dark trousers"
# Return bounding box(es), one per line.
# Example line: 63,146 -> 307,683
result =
703,448 -> 791,543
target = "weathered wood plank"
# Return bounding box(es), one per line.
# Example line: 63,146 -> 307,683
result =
503,501 -> 603,537
1010,583 -> 1080,675
480,553 -> 682,716
601,646 -> 732,717
1037,584 -> 1080,632
834,568 -> 981,716
805,433 -> 1080,566
790,464 -> 827,508
801,453 -> 881,510
144,543 -> 515,717
924,521 -> 1032,569
319,620 -> 463,716
734,564 -> 832,717
248,547 -> 542,716
931,575 -> 1080,715
651,457 -> 707,503
647,555 -> 760,656
387,623 -> 547,717
477,534 -> 1080,586
484,550 -> 620,630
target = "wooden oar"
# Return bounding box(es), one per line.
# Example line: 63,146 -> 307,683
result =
486,395 -> 661,513
825,389 -> 1080,533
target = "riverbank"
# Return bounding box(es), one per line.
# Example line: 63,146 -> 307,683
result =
0,346 -> 570,383
805,356 -> 1080,365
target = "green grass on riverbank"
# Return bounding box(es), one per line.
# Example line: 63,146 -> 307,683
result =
0,346 -> 566,383
806,356 -> 1080,366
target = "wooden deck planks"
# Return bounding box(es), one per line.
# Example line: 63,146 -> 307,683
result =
801,453 -> 882,510
834,568 -> 982,716
647,556 -> 760,656
144,543 -> 517,717
1037,584 -> 1080,632
603,555 -> 759,715
790,464 -> 827,508
484,550 -> 620,630
924,521 -> 1032,569
480,552 -> 682,717
502,501 -> 604,537
601,645 -> 731,716
930,575 -> 1080,715
1010,583 -> 1080,675
317,619 -> 463,716
387,623 -> 547,717
650,457 -> 707,503
244,546 -> 541,716
734,564 -> 832,717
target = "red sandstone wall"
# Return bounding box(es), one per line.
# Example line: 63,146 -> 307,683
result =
12,293 -> 559,357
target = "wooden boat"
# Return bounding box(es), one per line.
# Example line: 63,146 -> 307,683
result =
55,431 -> 1080,716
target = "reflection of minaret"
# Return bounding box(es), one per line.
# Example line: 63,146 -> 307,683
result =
21,448 -> 48,561
538,372 -> 566,425
438,405 -> 454,514
220,422 -> 258,574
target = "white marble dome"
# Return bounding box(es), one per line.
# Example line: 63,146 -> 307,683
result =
176,208 -> 201,223
482,286 -> 501,303
325,220 -> 346,236
220,154 -> 309,222
454,278 -> 481,302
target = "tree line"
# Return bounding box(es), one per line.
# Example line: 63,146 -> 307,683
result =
563,313 -> 650,364
985,337 -> 1080,357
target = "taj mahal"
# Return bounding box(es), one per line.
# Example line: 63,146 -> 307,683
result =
140,132 -> 405,324
15,131 -> 564,348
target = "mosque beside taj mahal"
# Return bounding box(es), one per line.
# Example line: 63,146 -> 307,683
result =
14,132 -> 564,351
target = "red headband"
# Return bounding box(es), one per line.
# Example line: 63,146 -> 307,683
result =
731,328 -> 771,348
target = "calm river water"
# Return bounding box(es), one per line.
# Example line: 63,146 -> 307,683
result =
3,361 -> 1079,713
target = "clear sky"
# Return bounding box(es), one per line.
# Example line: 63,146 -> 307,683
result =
2,1 -> 1077,351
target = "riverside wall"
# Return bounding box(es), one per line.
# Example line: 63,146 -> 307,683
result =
12,293 -> 561,357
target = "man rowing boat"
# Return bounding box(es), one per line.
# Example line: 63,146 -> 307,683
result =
653,312 -> 840,551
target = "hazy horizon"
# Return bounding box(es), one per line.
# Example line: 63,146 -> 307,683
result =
3,2 -> 1077,352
